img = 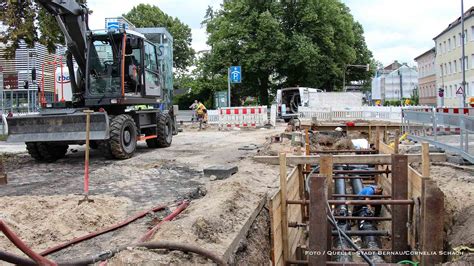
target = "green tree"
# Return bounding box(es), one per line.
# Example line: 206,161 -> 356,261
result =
205,0 -> 285,105
203,0 -> 374,104
0,0 -> 87,58
123,4 -> 195,72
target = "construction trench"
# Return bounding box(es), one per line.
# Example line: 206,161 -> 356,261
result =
0,122 -> 473,265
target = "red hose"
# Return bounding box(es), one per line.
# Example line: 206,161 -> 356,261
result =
0,220 -> 57,266
139,201 -> 190,242
40,203 -> 167,256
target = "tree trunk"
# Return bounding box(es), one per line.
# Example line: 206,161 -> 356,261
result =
258,75 -> 270,105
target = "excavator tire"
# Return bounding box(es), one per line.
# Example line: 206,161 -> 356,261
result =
107,114 -> 138,159
26,142 -> 68,162
146,112 -> 172,148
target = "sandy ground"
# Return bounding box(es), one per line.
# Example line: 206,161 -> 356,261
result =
0,124 -> 284,264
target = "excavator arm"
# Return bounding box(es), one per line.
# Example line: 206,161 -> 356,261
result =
36,0 -> 89,97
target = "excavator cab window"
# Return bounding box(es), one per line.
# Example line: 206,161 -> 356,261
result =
88,34 -> 122,96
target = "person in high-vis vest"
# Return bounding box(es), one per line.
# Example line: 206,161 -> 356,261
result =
196,101 -> 207,130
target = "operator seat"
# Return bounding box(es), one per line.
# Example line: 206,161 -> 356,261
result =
124,46 -> 140,94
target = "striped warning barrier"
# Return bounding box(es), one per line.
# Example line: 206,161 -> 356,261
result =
218,106 -> 268,129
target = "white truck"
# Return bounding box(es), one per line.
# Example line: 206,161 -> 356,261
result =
276,87 -> 364,122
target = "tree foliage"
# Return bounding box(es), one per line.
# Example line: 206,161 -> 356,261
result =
123,4 -> 195,72
202,0 -> 374,104
0,0 -> 83,59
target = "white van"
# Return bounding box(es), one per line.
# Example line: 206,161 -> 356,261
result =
276,87 -> 363,122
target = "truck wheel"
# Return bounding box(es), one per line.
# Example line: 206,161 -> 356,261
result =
108,114 -> 137,159
26,142 -> 68,162
26,142 -> 43,161
147,113 -> 172,148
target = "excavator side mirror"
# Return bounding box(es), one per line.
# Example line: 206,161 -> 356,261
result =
129,38 -> 139,49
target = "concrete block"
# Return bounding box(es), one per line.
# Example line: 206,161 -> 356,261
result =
238,144 -> 259,150
203,165 -> 238,180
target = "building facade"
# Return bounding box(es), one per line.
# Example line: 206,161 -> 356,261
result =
434,7 -> 474,107
371,61 -> 418,103
0,42 -> 64,113
414,48 -> 436,106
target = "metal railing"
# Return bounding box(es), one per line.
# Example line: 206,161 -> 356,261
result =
402,107 -> 474,163
298,106 -> 404,122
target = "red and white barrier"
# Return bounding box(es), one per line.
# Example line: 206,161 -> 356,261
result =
436,107 -> 474,115
218,106 -> 268,129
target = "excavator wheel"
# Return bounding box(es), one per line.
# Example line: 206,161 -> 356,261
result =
107,114 -> 138,159
146,112 -> 172,148
26,142 -> 69,162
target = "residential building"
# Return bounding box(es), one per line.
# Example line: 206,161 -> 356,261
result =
434,6 -> 474,107
371,61 -> 418,103
414,48 -> 437,106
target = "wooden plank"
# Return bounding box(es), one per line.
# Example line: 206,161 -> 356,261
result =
379,141 -> 395,155
298,164 -> 306,222
279,153 -> 289,264
375,126 -> 381,151
391,154 -> 409,262
408,166 -> 423,199
420,179 -> 444,265
270,193 -> 282,266
394,130 -> 400,154
320,155 -> 333,252
421,142 -> 430,178
309,175 -> 326,266
254,153 -> 446,165
270,166 -> 301,266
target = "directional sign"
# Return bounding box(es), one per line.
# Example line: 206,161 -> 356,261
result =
456,86 -> 464,95
230,66 -> 241,83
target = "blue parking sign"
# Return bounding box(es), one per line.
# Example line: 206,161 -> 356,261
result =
230,66 -> 241,83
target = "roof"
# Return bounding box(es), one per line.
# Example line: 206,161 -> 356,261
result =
433,6 -> 474,40
414,47 -> 436,61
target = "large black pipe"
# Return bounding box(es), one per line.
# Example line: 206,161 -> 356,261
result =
332,166 -> 352,262
349,166 -> 385,263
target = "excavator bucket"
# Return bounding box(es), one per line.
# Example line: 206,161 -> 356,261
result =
6,109 -> 109,143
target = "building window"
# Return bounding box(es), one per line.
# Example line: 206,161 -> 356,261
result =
471,26 -> 474,41
459,33 -> 462,46
465,56 -> 469,70
444,41 -> 447,53
454,35 -> 457,48
448,38 -> 451,51
440,64 -> 443,77
449,62 -> 452,74
465,29 -> 468,44
454,59 -> 457,73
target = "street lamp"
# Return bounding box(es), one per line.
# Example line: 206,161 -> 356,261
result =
461,0 -> 467,107
343,64 -> 370,91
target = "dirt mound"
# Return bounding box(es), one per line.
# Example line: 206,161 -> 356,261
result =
448,204 -> 474,248
0,195 -> 130,255
334,138 -> 354,150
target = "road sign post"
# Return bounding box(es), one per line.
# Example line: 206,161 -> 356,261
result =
228,66 -> 241,107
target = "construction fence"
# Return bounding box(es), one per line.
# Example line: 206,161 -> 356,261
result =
298,106 -> 404,122
402,107 -> 474,163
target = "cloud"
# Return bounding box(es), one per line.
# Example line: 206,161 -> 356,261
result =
343,0 -> 474,65
86,0 -> 220,52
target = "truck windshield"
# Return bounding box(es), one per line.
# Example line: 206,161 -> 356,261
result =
88,35 -> 122,96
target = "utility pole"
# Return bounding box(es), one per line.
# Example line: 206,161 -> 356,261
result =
461,0 -> 467,107
27,48 -> 30,113
227,67 -> 231,107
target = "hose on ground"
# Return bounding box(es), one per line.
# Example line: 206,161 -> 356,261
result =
0,241 -> 227,266
40,203 -> 168,256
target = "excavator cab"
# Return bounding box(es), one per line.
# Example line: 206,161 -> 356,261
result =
85,30 -> 162,106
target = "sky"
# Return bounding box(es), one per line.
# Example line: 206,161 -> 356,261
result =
87,0 -> 474,67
